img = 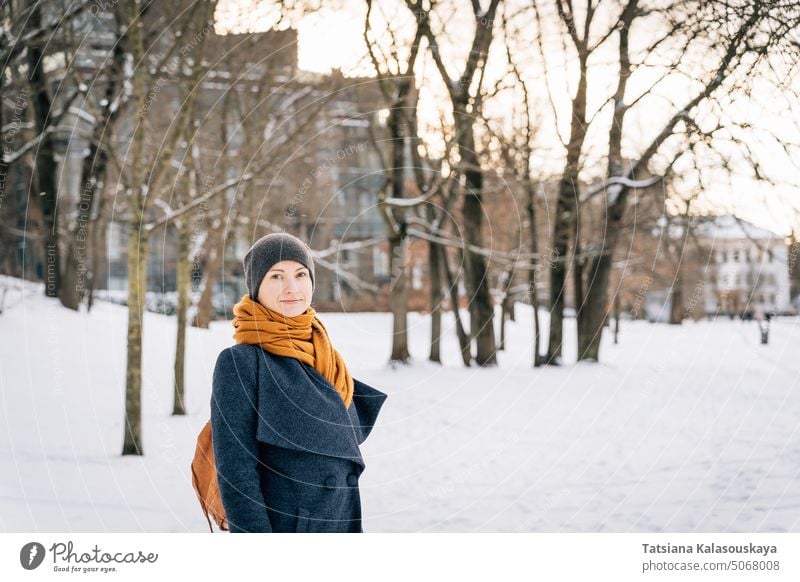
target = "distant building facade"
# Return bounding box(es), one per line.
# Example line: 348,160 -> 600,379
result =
699,215 -> 793,316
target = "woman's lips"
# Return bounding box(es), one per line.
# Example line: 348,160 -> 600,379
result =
282,299 -> 301,303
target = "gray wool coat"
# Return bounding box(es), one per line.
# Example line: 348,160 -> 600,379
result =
210,343 -> 388,533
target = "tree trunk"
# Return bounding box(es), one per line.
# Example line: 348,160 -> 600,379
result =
61,148 -> 107,310
428,235 -> 443,364
577,249 -> 614,362
173,215 -> 189,415
668,228 -> 688,324
386,100 -> 411,364
388,232 -> 411,362
546,50 -> 588,365
123,0 -> 146,456
123,225 -> 147,455
574,232 -> 586,357
439,242 -> 470,366
192,225 -> 225,328
455,112 -> 496,366
86,203 -> 110,313
0,61 -> 11,281
499,300 -> 507,351
546,217 -> 567,365
60,240 -> 83,310
193,165 -> 227,329
669,273 -> 684,325
527,190 -> 542,368
498,265 -> 514,351
25,5 -> 60,298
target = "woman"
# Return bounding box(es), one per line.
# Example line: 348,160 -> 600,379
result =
210,232 -> 388,533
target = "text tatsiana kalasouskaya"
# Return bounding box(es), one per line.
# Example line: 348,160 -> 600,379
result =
642,543 -> 777,557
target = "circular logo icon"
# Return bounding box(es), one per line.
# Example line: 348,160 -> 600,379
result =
20,542 -> 46,570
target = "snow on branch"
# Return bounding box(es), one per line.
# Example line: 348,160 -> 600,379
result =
382,173 -> 448,208
0,127 -> 55,164
579,175 -> 663,204
144,172 -> 254,234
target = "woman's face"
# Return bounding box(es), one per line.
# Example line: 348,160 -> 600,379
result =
257,260 -> 313,317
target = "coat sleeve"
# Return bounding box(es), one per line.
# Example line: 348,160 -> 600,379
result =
210,346 -> 273,533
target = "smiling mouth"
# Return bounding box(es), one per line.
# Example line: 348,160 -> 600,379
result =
282,299 -> 302,303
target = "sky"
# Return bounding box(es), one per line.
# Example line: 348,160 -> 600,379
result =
212,0 -> 800,238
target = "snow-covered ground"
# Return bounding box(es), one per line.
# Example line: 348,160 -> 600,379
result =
1,277 -> 799,532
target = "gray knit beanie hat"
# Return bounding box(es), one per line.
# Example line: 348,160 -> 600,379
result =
243,232 -> 315,299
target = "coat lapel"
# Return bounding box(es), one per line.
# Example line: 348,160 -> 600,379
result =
251,346 -> 387,467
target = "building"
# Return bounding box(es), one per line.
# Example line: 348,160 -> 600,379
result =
698,215 -> 793,316
104,30 -> 392,315
292,69 -> 388,310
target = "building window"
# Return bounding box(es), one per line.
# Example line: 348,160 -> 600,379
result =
733,250 -> 739,262
412,263 -> 423,290
373,246 -> 388,277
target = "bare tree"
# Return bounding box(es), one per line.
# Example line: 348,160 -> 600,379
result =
363,0 -> 429,364
577,0 -> 800,361
60,6 -> 130,310
530,0 -> 622,365
24,2 -> 65,298
414,0 -> 502,366
491,12 -> 545,366
119,0 -> 216,455
0,1 -> 93,295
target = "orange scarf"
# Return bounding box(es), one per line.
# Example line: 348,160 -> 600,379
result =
231,295 -> 354,408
